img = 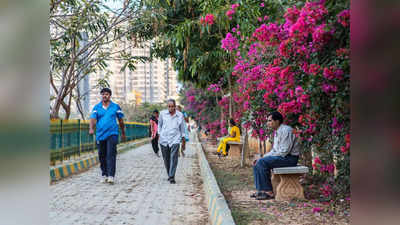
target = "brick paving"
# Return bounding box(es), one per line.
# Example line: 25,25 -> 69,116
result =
50,134 -> 209,225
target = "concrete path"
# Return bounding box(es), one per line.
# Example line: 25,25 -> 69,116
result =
50,134 -> 209,225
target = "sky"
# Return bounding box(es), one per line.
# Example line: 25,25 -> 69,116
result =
103,0 -> 123,10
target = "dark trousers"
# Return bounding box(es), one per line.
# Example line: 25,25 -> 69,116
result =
253,155 -> 299,192
151,134 -> 159,154
160,144 -> 180,179
97,135 -> 118,177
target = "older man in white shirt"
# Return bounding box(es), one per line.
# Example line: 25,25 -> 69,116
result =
158,99 -> 186,184
251,111 -> 301,200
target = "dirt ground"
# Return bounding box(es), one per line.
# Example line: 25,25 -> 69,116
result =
199,137 -> 350,225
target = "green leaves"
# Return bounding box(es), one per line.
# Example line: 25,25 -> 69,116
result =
50,0 -> 150,119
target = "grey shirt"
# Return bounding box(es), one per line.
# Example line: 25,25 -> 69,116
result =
264,124 -> 300,157
158,109 -> 185,147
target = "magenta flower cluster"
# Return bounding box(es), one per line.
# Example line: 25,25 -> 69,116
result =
221,32 -> 240,52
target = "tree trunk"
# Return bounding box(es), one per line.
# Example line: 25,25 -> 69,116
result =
75,88 -> 86,120
228,72 -> 232,118
241,128 -> 248,167
50,101 -> 61,119
63,91 -> 73,119
303,149 -> 312,169
263,140 -> 266,156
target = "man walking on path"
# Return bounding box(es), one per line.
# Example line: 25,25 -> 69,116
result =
150,109 -> 160,157
158,99 -> 186,184
251,111 -> 300,200
89,88 -> 125,184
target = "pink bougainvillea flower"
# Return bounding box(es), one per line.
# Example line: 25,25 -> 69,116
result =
221,32 -> 240,52
226,9 -> 235,20
231,3 -> 239,10
312,207 -> 322,213
204,14 -> 214,25
337,9 -> 350,27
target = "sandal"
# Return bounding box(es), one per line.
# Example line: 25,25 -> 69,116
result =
256,192 -> 274,200
250,192 -> 260,198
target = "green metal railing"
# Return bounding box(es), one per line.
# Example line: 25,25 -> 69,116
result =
50,119 -> 149,164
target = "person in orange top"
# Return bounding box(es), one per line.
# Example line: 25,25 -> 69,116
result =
217,119 -> 241,156
150,110 -> 160,157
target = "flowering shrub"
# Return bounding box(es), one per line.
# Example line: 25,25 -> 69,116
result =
180,83 -> 224,137
226,3 -> 240,20
181,0 -> 349,200
200,13 -> 215,25
226,0 -> 349,198
221,32 -> 240,52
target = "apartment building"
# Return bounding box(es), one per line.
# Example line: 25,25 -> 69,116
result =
84,41 -> 178,114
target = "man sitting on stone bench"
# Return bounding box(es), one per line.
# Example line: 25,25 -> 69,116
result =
251,111 -> 300,200
216,118 -> 240,157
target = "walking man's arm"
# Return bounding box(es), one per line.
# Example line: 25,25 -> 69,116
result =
179,116 -> 186,150
89,118 -> 96,135
89,106 -> 97,135
116,105 -> 125,142
118,118 -> 126,142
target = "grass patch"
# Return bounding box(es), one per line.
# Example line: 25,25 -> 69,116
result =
212,169 -> 251,192
231,206 -> 276,225
200,137 -> 350,225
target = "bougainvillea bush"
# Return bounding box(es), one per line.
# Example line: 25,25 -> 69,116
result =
181,0 -> 349,200
180,83 -> 227,137
224,0 -> 350,199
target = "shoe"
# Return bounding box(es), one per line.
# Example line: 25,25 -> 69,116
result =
170,179 -> 176,184
250,192 -> 260,198
156,152 -> 160,157
256,192 -> 274,200
107,176 -> 114,184
101,176 -> 108,183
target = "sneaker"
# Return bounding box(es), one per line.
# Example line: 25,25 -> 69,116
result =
107,176 -> 114,184
169,179 -> 176,184
101,176 -> 108,183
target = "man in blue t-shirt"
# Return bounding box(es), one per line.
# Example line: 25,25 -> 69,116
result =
89,88 -> 125,184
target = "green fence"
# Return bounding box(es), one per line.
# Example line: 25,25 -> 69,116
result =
50,119 -> 149,164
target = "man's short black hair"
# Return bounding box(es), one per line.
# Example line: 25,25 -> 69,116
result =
153,109 -> 159,113
167,99 -> 176,106
100,88 -> 112,95
268,111 -> 283,124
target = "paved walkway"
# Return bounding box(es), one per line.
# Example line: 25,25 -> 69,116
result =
50,134 -> 209,225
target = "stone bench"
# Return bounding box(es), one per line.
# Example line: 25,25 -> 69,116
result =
271,165 -> 308,201
226,141 -> 243,158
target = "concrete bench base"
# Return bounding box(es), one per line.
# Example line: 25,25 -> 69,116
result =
271,166 -> 308,201
226,141 -> 242,158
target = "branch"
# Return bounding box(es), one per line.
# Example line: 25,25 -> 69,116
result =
50,0 -> 64,13
49,71 -> 58,95
75,1 -> 137,58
